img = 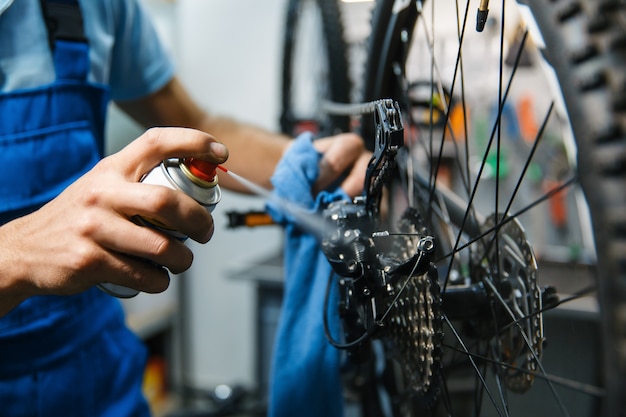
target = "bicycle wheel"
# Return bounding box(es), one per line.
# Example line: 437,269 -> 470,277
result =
280,0 -> 351,137
355,1 -> 626,416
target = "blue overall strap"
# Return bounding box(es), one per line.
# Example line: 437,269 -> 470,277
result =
0,0 -> 108,218
266,133 -> 346,417
40,0 -> 87,46
40,0 -> 90,82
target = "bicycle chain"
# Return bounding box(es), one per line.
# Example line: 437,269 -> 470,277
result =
382,209 -> 443,399
391,273 -> 441,394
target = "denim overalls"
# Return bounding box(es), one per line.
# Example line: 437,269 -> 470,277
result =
0,1 -> 149,415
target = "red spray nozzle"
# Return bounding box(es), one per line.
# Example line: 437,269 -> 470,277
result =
183,158 -> 219,183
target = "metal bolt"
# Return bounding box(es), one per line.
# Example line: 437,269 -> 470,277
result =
417,236 -> 435,253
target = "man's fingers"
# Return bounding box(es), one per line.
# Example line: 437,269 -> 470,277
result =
111,182 -> 215,243
341,151 -> 373,198
108,127 -> 229,181
99,251 -> 172,294
87,214 -> 195,274
313,133 -> 365,193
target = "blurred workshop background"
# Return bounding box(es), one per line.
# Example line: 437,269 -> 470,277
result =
106,1 -> 602,416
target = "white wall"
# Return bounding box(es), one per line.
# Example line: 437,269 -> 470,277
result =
176,0 -> 287,388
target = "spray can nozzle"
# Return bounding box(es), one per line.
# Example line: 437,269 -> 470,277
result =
181,158 -> 219,186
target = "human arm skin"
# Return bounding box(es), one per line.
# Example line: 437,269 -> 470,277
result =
0,76 -> 368,316
116,76 -> 369,197
116,77 -> 289,192
0,128 -> 227,316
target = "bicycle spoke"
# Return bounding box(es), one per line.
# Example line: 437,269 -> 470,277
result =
417,0 -> 474,207
501,101 -> 553,218
435,176 -> 578,263
407,10 -> 579,409
499,285 -> 597,334
488,301 -> 512,416
478,101 -> 554,257
440,21 -> 532,292
480,275 -> 571,417
455,0 -> 472,198
444,315 -> 508,417
442,344 -> 605,397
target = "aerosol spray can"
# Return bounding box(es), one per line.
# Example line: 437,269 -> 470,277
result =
97,157 -> 222,298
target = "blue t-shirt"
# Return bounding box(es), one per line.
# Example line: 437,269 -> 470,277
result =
0,0 -> 174,100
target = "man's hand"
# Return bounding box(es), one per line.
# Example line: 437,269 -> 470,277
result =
312,132 -> 371,198
0,127 -> 228,315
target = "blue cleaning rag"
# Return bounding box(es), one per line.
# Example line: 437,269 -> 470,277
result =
266,132 -> 347,417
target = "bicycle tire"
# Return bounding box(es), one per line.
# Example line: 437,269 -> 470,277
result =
357,1 -> 626,416
279,0 -> 351,137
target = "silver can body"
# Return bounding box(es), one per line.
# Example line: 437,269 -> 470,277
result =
98,159 -> 221,298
